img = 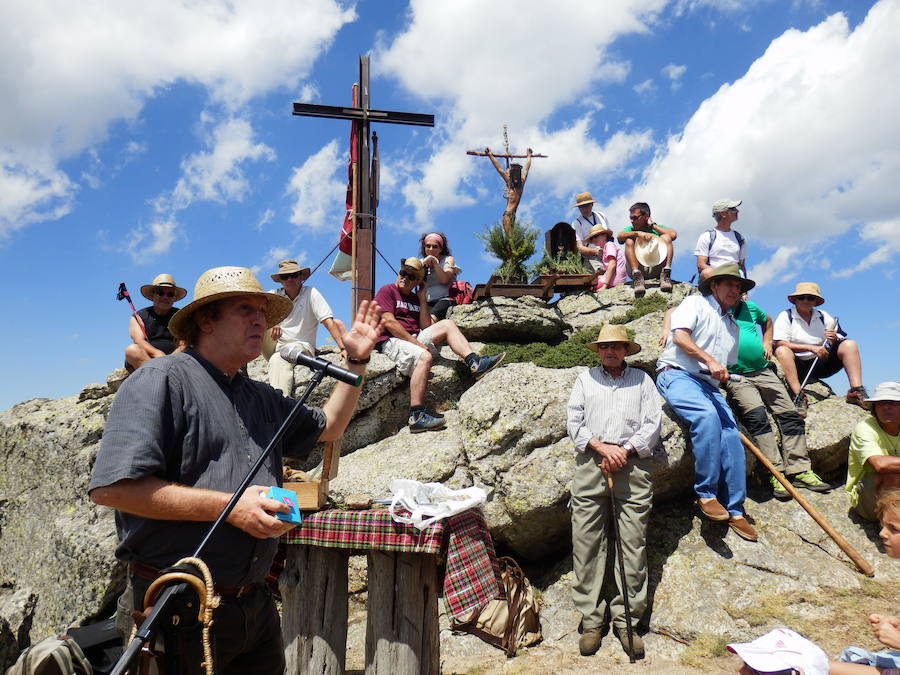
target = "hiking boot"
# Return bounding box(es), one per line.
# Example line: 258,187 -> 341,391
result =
631,269 -> 646,298
578,626 -> 604,656
408,411 -> 446,433
613,625 -> 645,660
471,352 -> 506,380
793,391 -> 808,418
846,386 -> 871,410
770,475 -> 790,500
660,267 -> 673,292
790,470 -> 831,493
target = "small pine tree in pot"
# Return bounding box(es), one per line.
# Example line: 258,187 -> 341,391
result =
478,218 -> 538,284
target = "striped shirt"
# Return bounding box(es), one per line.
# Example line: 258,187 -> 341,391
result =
567,365 -> 662,457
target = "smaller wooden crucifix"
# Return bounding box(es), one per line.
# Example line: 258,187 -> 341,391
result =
467,127 -> 547,235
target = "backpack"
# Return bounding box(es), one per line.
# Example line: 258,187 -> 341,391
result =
448,280 -> 474,305
449,556 -> 542,657
5,635 -> 92,675
706,228 -> 745,256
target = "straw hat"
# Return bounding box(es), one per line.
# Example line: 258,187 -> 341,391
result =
399,257 -> 426,281
635,237 -> 666,268
572,192 -> 595,208
270,259 -> 311,282
586,324 -> 641,356
585,224 -> 613,242
865,382 -> 900,403
140,273 -> 187,302
698,263 -> 756,295
169,266 -> 293,340
787,281 -> 825,306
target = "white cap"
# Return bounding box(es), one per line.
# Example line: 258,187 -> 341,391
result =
727,628 -> 828,675
712,198 -> 742,214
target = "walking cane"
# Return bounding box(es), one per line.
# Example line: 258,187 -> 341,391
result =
606,472 -> 637,663
738,432 -> 873,576
116,282 -> 149,340
793,316 -> 838,406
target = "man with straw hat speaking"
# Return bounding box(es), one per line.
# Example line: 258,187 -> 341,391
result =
124,273 -> 188,370
567,324 -> 662,659
90,266 -> 382,673
656,263 -> 758,542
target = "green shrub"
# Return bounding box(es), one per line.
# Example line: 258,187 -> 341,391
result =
479,324 -> 638,369
528,248 -> 585,278
477,219 -> 538,283
608,294 -> 668,324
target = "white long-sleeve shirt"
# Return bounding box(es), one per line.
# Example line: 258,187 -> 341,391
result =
567,365 -> 663,458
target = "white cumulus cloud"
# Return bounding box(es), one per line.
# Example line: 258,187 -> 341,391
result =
285,140 -> 346,231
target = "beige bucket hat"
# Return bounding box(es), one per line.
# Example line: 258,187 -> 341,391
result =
169,266 -> 293,340
864,382 -> 900,403
140,273 -> 187,302
399,257 -> 426,281
585,223 -> 613,242
698,263 -> 756,295
586,324 -> 641,356
270,259 -> 311,283
635,237 -> 666,268
787,282 -> 825,306
572,192 -> 595,208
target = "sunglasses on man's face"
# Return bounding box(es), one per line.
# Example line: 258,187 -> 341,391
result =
794,295 -> 818,301
280,272 -> 301,281
398,270 -> 419,281
155,290 -> 176,298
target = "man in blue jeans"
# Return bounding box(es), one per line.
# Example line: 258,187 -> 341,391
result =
656,263 -> 758,542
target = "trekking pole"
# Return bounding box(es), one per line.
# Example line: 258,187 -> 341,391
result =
738,432 -> 873,576
111,366 -> 352,675
606,472 -> 636,663
116,282 -> 149,340
793,316 -> 838,405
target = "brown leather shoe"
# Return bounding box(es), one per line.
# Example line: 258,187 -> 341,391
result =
613,625 -> 645,660
728,516 -> 758,542
578,626 -> 604,656
697,498 -> 729,521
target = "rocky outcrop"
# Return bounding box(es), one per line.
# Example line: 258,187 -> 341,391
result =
448,295 -> 569,342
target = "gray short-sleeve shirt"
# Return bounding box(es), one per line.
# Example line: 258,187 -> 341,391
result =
89,349 -> 325,586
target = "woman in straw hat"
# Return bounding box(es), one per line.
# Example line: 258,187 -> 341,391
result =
124,273 -> 188,371
772,281 -> 866,413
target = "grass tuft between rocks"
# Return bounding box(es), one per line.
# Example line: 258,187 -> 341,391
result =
479,325 -> 638,370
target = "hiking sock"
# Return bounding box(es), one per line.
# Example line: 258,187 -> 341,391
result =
464,353 -> 479,368
410,405 -> 425,417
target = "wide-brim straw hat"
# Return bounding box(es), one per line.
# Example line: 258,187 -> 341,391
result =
572,192 -> 595,208
270,259 -> 311,282
698,262 -> 756,295
585,224 -> 613,242
586,324 -> 641,356
635,237 -> 666,268
169,266 -> 293,340
787,281 -> 825,306
400,256 -> 426,281
140,273 -> 187,302
865,381 -> 900,403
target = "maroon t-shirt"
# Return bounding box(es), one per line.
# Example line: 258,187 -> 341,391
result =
374,283 -> 422,344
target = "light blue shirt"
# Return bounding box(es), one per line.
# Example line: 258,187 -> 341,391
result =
657,294 -> 739,385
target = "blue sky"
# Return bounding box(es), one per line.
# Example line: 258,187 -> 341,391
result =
1,0 -> 898,411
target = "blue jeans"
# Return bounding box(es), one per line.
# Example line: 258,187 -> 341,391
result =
657,369 -> 746,517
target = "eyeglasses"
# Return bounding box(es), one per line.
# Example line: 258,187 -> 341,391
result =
629,213 -> 646,220
727,207 -> 739,213
279,272 -> 301,281
155,289 -> 176,298
398,270 -> 418,280
597,343 -> 623,350
424,243 -> 442,249
794,295 -> 818,301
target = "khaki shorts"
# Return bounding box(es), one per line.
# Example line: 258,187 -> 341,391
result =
381,326 -> 438,376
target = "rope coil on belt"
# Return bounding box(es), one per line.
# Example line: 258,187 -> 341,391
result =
141,557 -> 221,675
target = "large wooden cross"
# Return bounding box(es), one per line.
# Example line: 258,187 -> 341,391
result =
293,56 -> 434,312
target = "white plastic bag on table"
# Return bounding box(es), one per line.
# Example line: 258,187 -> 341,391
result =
388,479 -> 486,530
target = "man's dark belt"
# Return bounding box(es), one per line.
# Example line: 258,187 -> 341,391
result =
129,561 -> 258,598
657,365 -> 683,373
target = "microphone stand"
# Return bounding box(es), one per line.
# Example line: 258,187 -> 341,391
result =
112,370 -> 329,675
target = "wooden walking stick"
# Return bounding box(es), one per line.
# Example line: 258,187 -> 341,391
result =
606,472 -> 637,663
738,431 -> 874,576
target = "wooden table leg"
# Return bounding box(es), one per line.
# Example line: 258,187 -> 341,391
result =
281,545 -> 350,674
364,551 -> 440,675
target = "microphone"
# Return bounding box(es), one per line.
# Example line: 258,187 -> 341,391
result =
279,345 -> 363,387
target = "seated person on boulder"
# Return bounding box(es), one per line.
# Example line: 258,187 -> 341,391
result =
773,281 -> 867,412
420,232 -> 461,322
846,382 -> 900,522
567,325 -> 661,661
583,224 -> 627,290
571,191 -> 611,273
266,259 -> 346,396
617,202 -> 677,296
694,198 -> 747,281
124,273 -> 187,371
373,257 -> 505,433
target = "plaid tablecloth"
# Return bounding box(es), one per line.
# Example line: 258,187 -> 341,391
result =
282,508 -> 503,620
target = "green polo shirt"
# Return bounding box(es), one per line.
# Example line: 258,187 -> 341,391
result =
621,223 -> 665,236
729,300 -> 770,374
